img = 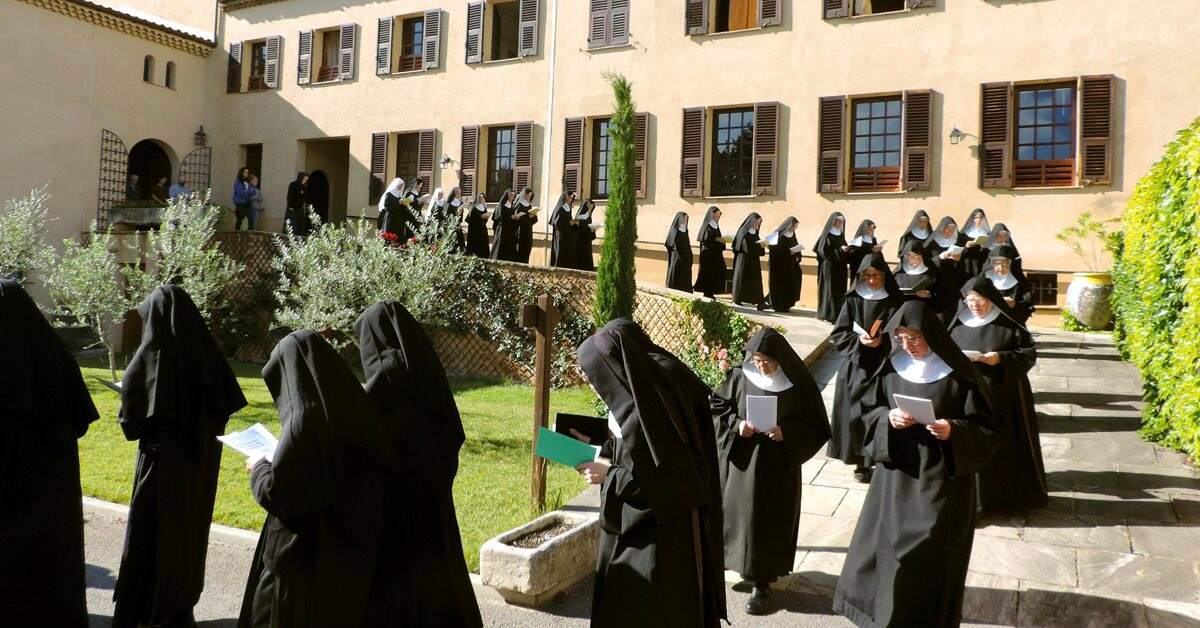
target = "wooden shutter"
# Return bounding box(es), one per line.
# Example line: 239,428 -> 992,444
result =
752,102 -> 780,196
465,2 -> 484,64
423,10 -> 442,70
460,125 -> 480,198
514,121 -> 534,191
980,81 -> 1013,188
1079,74 -> 1114,185
680,107 -> 705,197
370,132 -> 388,202
759,0 -> 781,27
823,0 -> 849,20
588,0 -> 609,48
518,0 -> 540,57
611,0 -> 630,45
297,31 -> 313,85
376,17 -> 393,75
562,117 -> 584,197
908,0 -> 934,8
902,89 -> 933,191
264,36 -> 281,88
417,129 -> 437,191
634,111 -> 649,199
226,41 -> 242,93
817,96 -> 846,193
686,0 -> 708,35
338,24 -> 356,80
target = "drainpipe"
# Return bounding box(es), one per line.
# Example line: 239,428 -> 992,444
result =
540,0 -> 559,267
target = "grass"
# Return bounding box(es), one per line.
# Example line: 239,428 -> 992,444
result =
77,359 -> 594,572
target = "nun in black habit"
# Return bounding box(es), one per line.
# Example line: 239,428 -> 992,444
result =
949,277 -> 1046,512
833,301 -> 999,628
238,330 -> 398,628
549,191 -> 578,268
986,223 -> 1024,274
894,239 -> 941,310
515,187 -> 537,264
464,193 -> 491,258
0,280 -> 98,628
113,285 -> 248,628
982,245 -> 1035,324
815,211 -> 849,323
443,187 -> 467,252
576,321 -> 726,628
711,329 -> 830,614
354,302 -> 483,627
844,219 -> 883,279
924,216 -> 970,319
664,211 -> 694,292
573,199 -> 598,271
764,216 -> 802,312
960,208 -> 992,278
378,178 -> 421,243
896,209 -> 931,258
693,206 -> 727,299
827,254 -> 903,483
489,188 -> 519,261
731,212 -> 768,310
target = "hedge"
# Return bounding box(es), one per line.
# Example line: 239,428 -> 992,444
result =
1111,117 -> 1200,461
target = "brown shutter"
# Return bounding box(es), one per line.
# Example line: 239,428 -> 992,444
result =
460,125 -> 480,198
634,111 -> 649,199
681,107 -> 705,197
610,0 -> 630,45
422,10 -> 443,70
226,41 -> 242,93
465,3 -> 484,64
588,0 -> 609,48
752,102 -> 780,196
823,0 -> 849,20
417,129 -> 437,191
264,35 -> 281,88
686,0 -> 708,35
562,117 -> 584,197
370,132 -> 388,202
980,81 -> 1013,188
513,121 -> 534,191
908,0 -> 934,8
818,96 -> 846,193
1079,74 -> 1114,186
518,0 -> 540,57
758,0 -> 781,27
376,17 -> 393,75
902,89 -> 933,191
297,31 -> 312,85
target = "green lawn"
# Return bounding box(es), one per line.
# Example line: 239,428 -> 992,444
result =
77,360 -> 593,571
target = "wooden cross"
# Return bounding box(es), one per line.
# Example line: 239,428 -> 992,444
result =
520,293 -> 560,512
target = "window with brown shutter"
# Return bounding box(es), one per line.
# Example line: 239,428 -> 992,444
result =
264,35 -> 281,89
680,107 -> 706,197
338,24 -> 356,80
825,0 -> 931,19
752,101 -> 779,196
1079,74 -> 1114,186
465,3 -> 484,64
460,126 -> 479,198
562,117 -> 584,197
817,96 -> 846,193
850,96 -> 902,192
395,132 -> 420,182
591,118 -> 613,199
247,40 -> 269,91
689,0 -> 780,35
376,17 -> 392,75
416,129 -> 437,191
370,132 -> 388,202
226,42 -> 242,93
589,0 -> 630,48
514,121 -> 534,191
297,31 -> 312,85
422,10 -> 442,70
1013,82 -> 1076,188
902,89 -> 932,191
710,107 -> 755,196
633,111 -> 649,199
398,15 -> 425,72
379,13 -> 438,75
979,81 -> 1012,188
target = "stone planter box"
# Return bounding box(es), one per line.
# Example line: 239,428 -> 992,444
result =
479,510 -> 599,607
109,205 -> 165,228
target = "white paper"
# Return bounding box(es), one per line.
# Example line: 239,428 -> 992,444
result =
853,322 -> 870,337
217,423 -> 279,463
876,239 -> 889,248
893,394 -> 937,426
961,349 -> 984,360
946,245 -> 965,256
789,243 -> 804,253
745,395 -> 778,432
589,223 -> 603,231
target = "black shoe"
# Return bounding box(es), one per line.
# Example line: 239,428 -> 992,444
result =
745,586 -> 773,615
756,301 -> 768,312
704,293 -> 716,300
734,301 -> 743,306
853,466 -> 872,484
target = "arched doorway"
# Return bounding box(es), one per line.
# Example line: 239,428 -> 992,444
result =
127,139 -> 175,203
307,170 -> 330,224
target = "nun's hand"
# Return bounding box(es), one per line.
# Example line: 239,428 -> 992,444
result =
568,428 -> 592,444
966,240 -> 980,248
1004,297 -> 1016,306
915,290 -> 932,299
888,408 -> 916,429
576,460 -> 610,485
872,244 -> 883,253
980,352 -> 1001,366
766,426 -> 784,442
738,421 -> 757,438
859,334 -> 882,348
927,419 -> 953,440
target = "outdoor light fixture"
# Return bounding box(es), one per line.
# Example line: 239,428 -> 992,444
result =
439,154 -> 455,168
194,125 -> 207,147
949,125 -> 964,145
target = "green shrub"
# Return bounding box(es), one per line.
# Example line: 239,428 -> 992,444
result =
593,73 -> 638,326
1111,116 -> 1200,461
675,298 -> 760,389
0,184 -> 55,280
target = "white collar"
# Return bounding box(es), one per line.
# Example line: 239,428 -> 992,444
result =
742,361 -> 792,392
450,199 -> 462,207
829,227 -> 843,236
934,234 -> 958,248
748,228 -> 758,235
473,203 -> 486,212
910,227 -> 930,239
708,220 -> 718,229
985,269 -> 1018,290
903,262 -> 929,275
517,199 -> 531,208
965,226 -> 989,238
677,223 -> 688,232
957,306 -> 1001,328
856,283 -> 889,300
891,351 -> 953,383
766,231 -> 781,246
851,235 -> 875,246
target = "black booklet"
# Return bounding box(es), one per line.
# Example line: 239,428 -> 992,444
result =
897,274 -> 934,294
555,413 -> 609,445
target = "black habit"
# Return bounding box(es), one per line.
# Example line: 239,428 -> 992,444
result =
986,223 -> 1024,274
894,239 -> 942,311
731,212 -> 766,306
113,285 -> 248,628
896,209 -> 931,259
380,193 -> 420,243
923,217 -> 971,319
693,206 -> 727,297
573,201 -> 597,271
549,192 -> 577,268
285,174 -> 309,237
464,199 -> 490,258
815,212 -> 849,323
765,217 -> 803,312
844,219 -> 879,280
489,190 -> 518,261
834,302 -> 999,628
981,245 -> 1035,324
960,208 -> 992,279
712,329 -> 830,582
0,280 -> 98,628
665,212 -> 694,292
515,190 -> 537,264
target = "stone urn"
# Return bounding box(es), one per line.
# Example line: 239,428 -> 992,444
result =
479,510 -> 599,607
1066,271 -> 1114,330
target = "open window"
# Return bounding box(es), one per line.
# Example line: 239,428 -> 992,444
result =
368,129 -> 437,201
465,1 -> 540,64
680,103 -> 779,198
227,37 -> 281,93
817,90 -> 932,193
298,25 -> 356,85
823,0 -> 932,20
376,11 -> 442,74
685,0 -> 780,35
457,122 -> 534,200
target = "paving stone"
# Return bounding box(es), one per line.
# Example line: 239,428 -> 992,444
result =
969,535 -> 1078,587
1037,402 -> 1075,417
1128,525 -> 1200,562
800,484 -> 846,516
811,459 -> 868,490
1029,374 -> 1072,390
1173,497 -> 1200,524
1021,511 -> 1130,553
791,550 -> 844,593
961,571 -> 1019,626
801,457 -> 826,484
1070,487 -> 1178,524
1068,434 -> 1158,466
831,485 -> 866,519
1077,548 -> 1200,604
1041,434 -> 1074,460
1017,581 -> 1149,628
1068,375 -> 1146,396
1153,446 -> 1193,467
1143,597 -> 1200,628
794,513 -> 856,552
975,512 -> 1025,539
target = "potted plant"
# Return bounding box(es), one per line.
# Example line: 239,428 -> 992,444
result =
1056,212 -> 1120,330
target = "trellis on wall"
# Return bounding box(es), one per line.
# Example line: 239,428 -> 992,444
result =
97,129 -> 129,230
180,146 -> 212,194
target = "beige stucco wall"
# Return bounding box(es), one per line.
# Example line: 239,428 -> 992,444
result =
109,0 -> 217,35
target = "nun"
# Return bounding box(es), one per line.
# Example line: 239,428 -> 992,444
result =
961,208 -> 992,278
731,212 -> 768,311
827,254 -> 903,483
0,280 -> 98,628
113,285 -> 248,628
238,330 -> 398,628
355,302 -> 483,626
549,191 -> 578,268
924,217 -> 970,318
575,321 -> 726,628
987,223 -> 1024,274
896,209 -> 931,258
664,211 -> 693,292
833,301 -> 998,628
982,245 -> 1035,324
464,193 -> 491,258
489,188 -> 518,261
573,199 -> 598,271
378,178 -> 420,243
949,278 -> 1047,513
693,206 -> 727,299
422,188 -> 446,242
443,187 -> 467,251
285,172 -> 310,237
515,187 -> 537,264
764,216 -> 802,312
814,211 -> 849,323
711,329 -> 831,614
895,239 -> 940,309
845,219 -> 883,279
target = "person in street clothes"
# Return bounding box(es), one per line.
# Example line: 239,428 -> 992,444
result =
664,211 -> 693,292
233,167 -> 254,230
814,212 -> 849,323
763,216 -> 802,312
248,174 -> 264,230
731,212 -> 768,311
693,206 -> 727,299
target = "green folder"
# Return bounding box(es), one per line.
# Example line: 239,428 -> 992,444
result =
535,427 -> 599,468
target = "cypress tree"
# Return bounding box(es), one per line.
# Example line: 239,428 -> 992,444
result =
593,73 -> 637,325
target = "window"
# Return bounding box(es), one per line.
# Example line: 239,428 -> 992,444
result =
686,0 -> 780,35
318,30 -> 340,82
378,12 -> 441,75
1027,272 -> 1059,306
369,129 -> 436,202
394,132 -> 420,182
590,118 -> 612,199
850,97 -> 902,192
486,125 -> 516,199
817,91 -> 932,194
399,16 -> 424,72
248,41 -> 268,90
165,61 -> 176,88
563,114 -> 647,201
710,107 -> 755,196
1013,84 -> 1075,187
459,122 -> 533,200
681,103 -> 779,197
227,38 -> 281,93
242,144 -> 263,187
299,26 -> 357,85
143,55 -> 155,83
823,0 -> 932,20
587,0 -> 629,49
853,0 -> 905,16
491,1 -> 520,61
464,1 -> 539,64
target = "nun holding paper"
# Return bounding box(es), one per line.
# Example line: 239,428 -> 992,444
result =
764,216 -> 803,312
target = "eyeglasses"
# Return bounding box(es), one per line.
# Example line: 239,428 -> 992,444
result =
895,334 -> 924,345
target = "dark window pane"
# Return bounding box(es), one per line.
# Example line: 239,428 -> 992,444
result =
1054,107 -> 1071,123
1054,143 -> 1072,159
486,125 -> 516,200
1036,145 -> 1052,160
709,107 -> 754,195
1054,125 -> 1072,142
591,118 -> 612,199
